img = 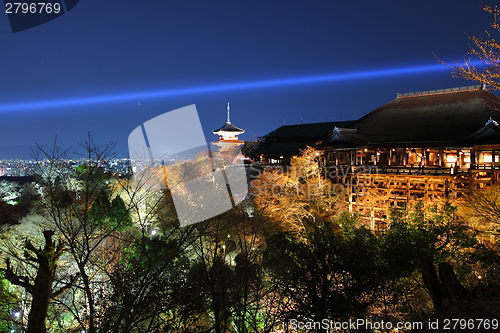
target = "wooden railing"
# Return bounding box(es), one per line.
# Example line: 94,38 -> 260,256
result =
471,165 -> 500,170
379,166 -> 452,175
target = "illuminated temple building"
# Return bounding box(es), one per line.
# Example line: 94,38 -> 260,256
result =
250,85 -> 500,228
213,103 -> 245,150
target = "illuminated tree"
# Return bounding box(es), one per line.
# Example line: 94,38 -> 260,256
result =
459,185 -> 500,287
0,180 -> 20,203
0,180 -> 35,226
252,147 -> 346,236
461,184 -> 500,237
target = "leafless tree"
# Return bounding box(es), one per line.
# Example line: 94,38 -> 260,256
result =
445,5 -> 500,89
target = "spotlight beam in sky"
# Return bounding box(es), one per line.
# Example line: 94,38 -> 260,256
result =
0,62 -> 476,112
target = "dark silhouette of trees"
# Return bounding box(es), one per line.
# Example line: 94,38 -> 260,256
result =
97,214 -> 202,332
262,217 -> 390,332
384,202 -> 496,318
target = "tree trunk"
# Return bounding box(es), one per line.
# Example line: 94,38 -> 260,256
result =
420,257 -> 443,312
26,230 -> 59,333
438,262 -> 467,310
27,287 -> 51,333
3,230 -> 63,333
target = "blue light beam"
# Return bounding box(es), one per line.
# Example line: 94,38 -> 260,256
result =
0,62 -> 473,112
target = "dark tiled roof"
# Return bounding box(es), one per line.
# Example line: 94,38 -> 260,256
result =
214,122 -> 244,133
248,86 -> 500,160
249,141 -> 317,156
460,118 -> 500,145
263,121 -> 355,142
351,88 -> 500,144
320,127 -> 366,148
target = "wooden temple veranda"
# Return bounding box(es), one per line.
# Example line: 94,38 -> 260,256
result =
248,85 -> 500,229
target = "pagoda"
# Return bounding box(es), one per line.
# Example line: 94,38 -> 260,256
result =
213,103 -> 245,151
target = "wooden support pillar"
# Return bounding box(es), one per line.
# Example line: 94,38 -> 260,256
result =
370,208 -> 375,230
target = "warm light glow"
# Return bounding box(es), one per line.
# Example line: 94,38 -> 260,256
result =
446,155 -> 457,163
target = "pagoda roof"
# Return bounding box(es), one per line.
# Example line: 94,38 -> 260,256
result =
213,122 -> 245,133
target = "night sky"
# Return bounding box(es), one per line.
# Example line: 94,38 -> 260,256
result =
0,0 -> 496,159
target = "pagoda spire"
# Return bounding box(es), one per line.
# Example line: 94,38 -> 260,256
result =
213,103 -> 245,146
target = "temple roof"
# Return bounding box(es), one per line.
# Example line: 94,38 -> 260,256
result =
250,121 -> 356,156
460,117 -> 500,145
350,86 -> 500,144
263,121 -> 355,142
248,86 -> 500,159
321,126 -> 366,148
248,141 -> 312,157
214,122 -> 245,133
